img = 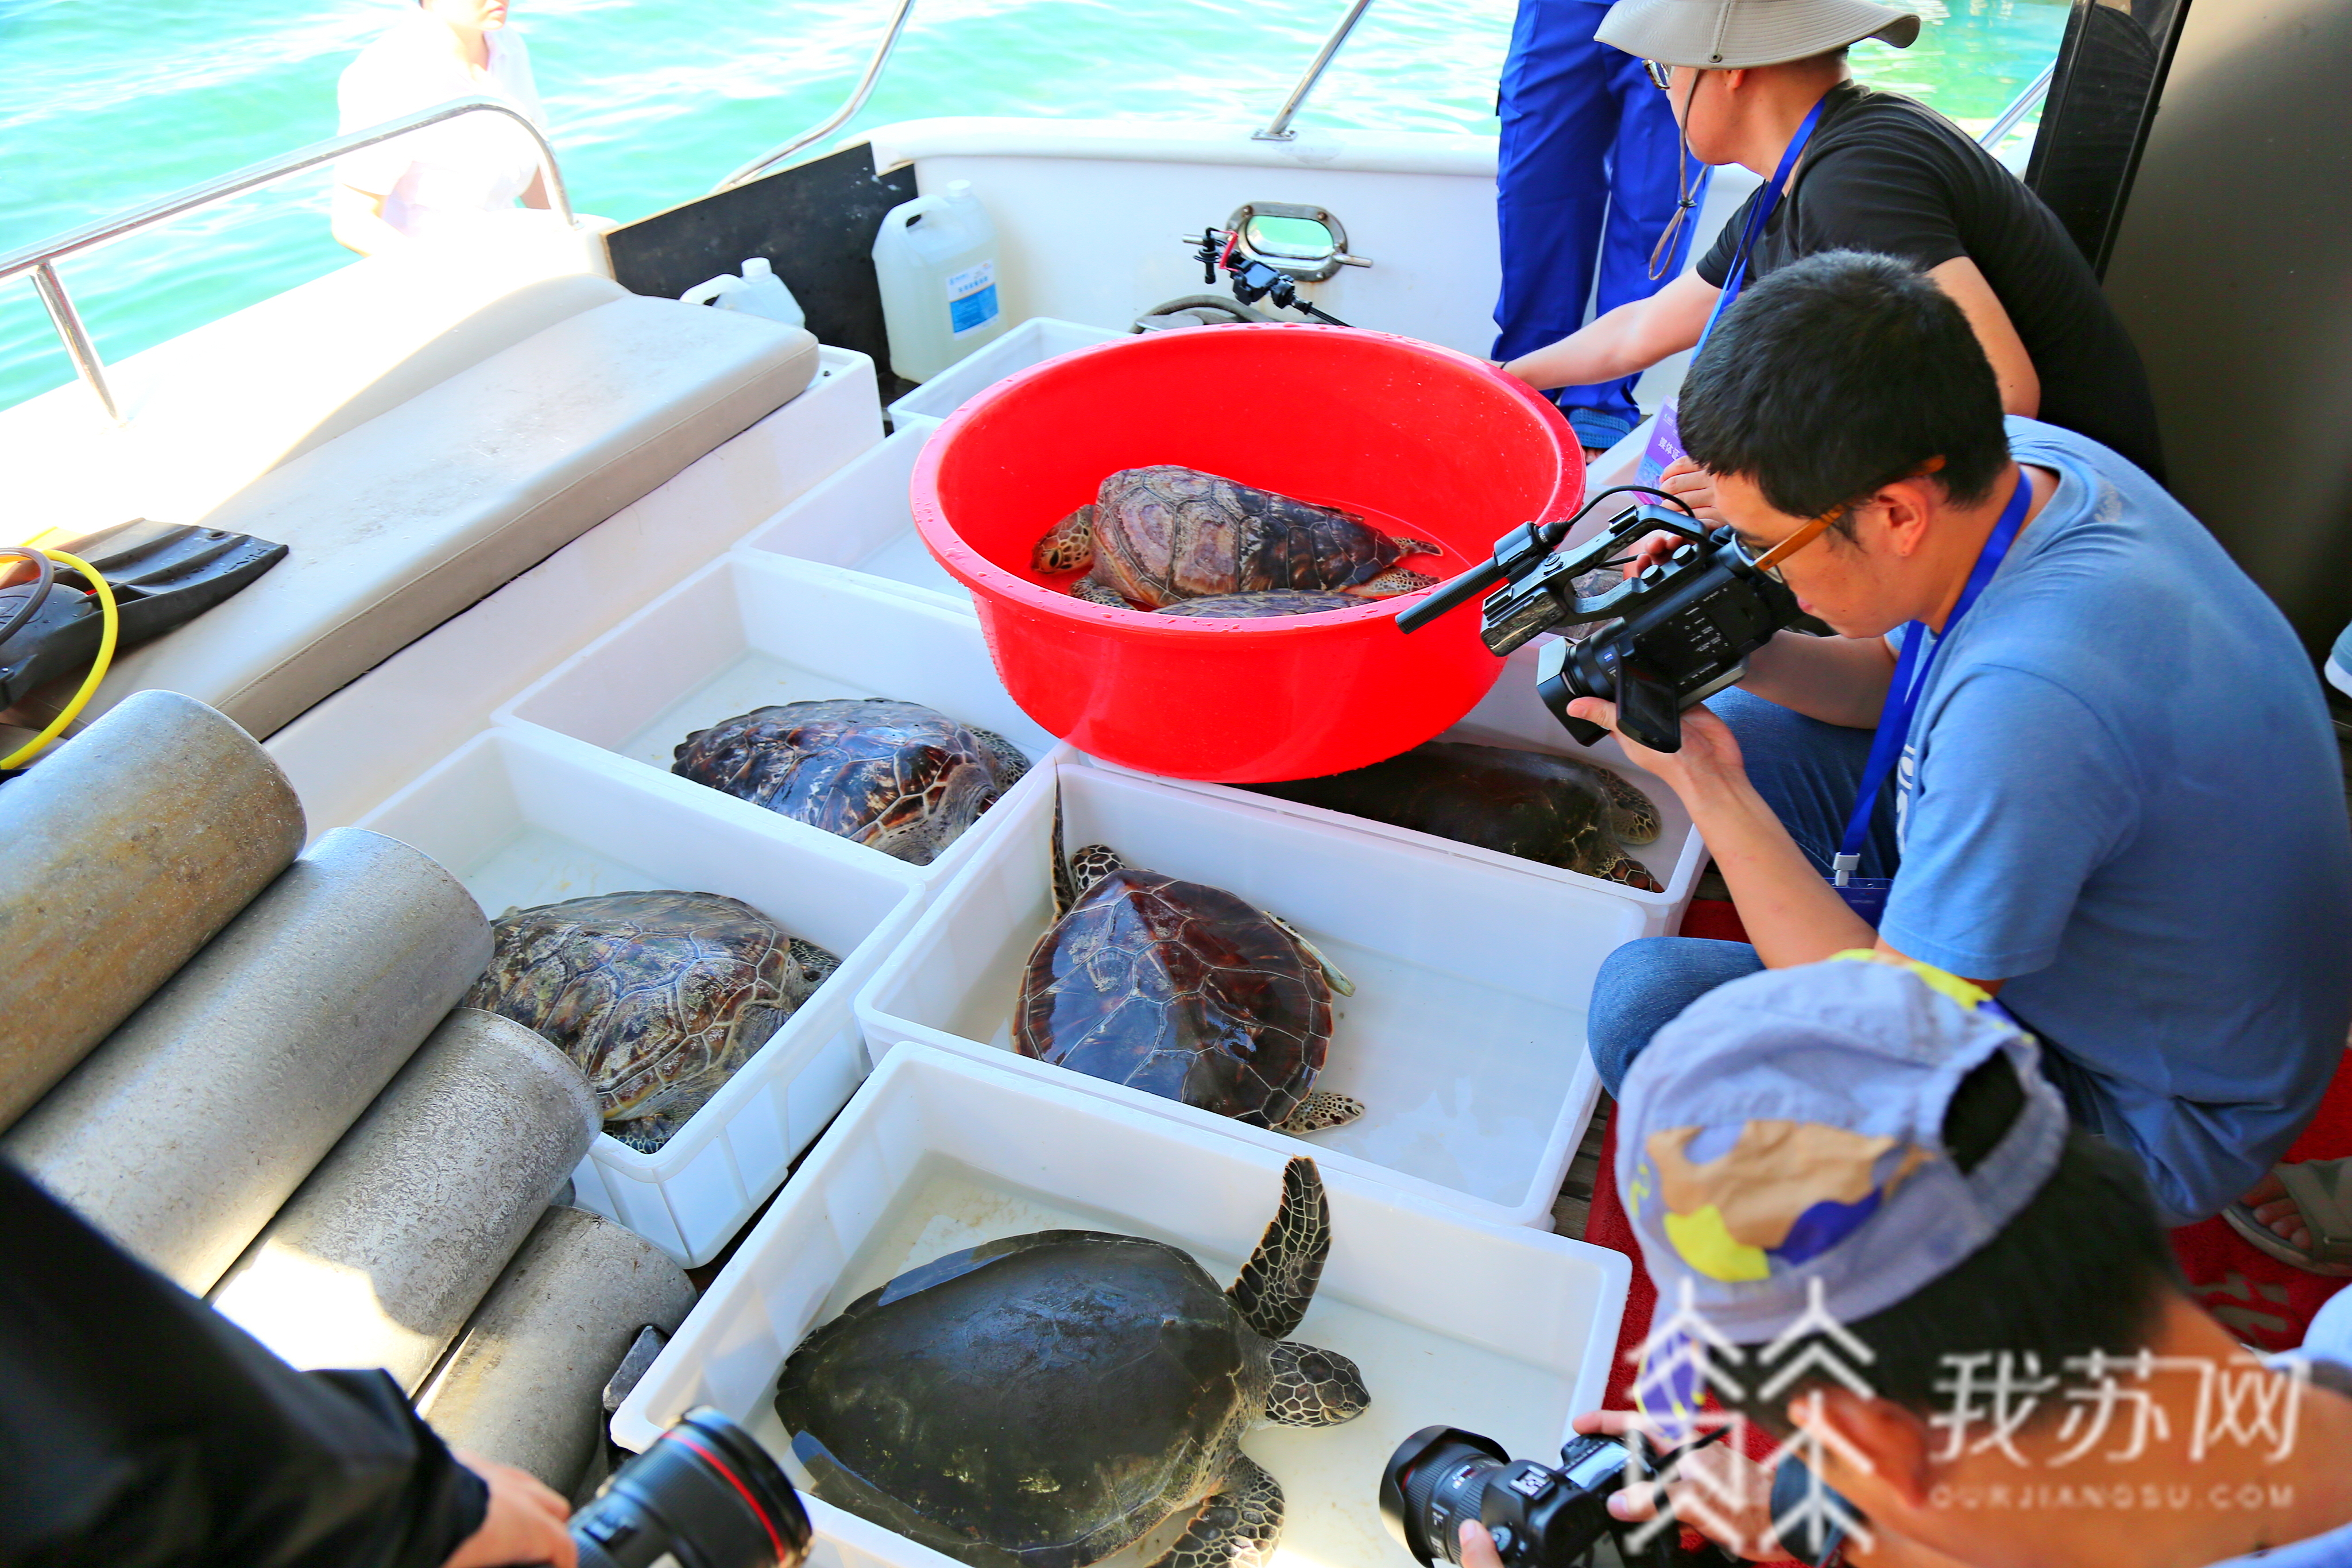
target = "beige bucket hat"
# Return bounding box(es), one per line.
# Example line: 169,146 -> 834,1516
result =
1597,0 -> 1921,68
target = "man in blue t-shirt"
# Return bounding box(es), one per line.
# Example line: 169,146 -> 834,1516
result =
1576,249 -> 2352,1241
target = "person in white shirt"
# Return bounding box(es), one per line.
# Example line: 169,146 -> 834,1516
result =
332,0 -> 551,254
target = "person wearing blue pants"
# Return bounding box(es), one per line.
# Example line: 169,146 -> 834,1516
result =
1575,250 -> 2350,1245
1494,0 -> 1707,456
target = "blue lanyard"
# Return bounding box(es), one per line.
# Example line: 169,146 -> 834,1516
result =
1832,470 -> 2033,883
1692,93 -> 1829,353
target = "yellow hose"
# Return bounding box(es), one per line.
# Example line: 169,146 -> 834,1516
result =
0,549 -> 119,771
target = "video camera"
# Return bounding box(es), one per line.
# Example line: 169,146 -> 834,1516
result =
1379,1424 -> 1729,1568
572,1407 -> 811,1568
1396,487 -> 1804,754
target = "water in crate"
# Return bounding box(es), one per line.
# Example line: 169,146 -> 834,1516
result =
744,1157 -> 1574,1568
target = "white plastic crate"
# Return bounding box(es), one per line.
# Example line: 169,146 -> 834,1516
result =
884,316 -> 1124,433
1092,641 -> 1707,937
492,552 -> 1066,889
612,1044 -> 1630,1568
355,727 -> 924,1266
734,427 -> 970,613
856,764 -> 1646,1228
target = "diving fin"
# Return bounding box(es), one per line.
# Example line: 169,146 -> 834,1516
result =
0,520 -> 287,711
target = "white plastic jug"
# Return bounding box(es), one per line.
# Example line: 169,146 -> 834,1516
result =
871,180 -> 1008,381
679,257 -> 806,331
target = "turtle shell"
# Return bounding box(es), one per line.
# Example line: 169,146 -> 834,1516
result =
1153,590 -> 1361,619
1013,866 -> 1332,1125
1074,466 -> 1421,608
1245,741 -> 1665,889
460,890 -> 834,1149
776,1230 -> 1268,1568
672,698 -> 1029,866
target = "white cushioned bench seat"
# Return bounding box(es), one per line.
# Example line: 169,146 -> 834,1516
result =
85,295 -> 820,737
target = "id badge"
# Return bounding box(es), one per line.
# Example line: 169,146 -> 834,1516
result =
1829,876 -> 1894,927
1638,397 -> 1687,487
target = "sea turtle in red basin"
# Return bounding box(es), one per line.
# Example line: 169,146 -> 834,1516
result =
1032,465 -> 1440,610
1014,833 -> 1363,1135
1153,590 -> 1361,618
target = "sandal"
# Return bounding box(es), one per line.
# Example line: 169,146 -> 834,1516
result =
2223,1157 -> 2352,1276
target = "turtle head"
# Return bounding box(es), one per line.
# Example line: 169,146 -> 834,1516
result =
1032,504 -> 1097,575
1065,843 -> 1128,899
1265,1339 -> 1371,1427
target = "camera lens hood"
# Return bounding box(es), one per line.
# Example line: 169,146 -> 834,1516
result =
1378,1425 -> 1511,1565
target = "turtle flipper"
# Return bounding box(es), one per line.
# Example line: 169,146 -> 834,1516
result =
1147,1454 -> 1283,1568
970,725 -> 1032,789
1034,504 -> 1097,574
1275,1090 -> 1364,1135
1395,537 -> 1444,557
1051,787 -> 1076,918
1265,914 -> 1354,997
1225,1156 -> 1330,1339
1072,575 -> 1134,608
1597,851 -> 1664,893
1344,567 -> 1440,599
1585,764 -> 1664,845
1264,1340 -> 1370,1426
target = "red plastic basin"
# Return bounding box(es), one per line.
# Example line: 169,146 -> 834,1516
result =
910,324 -> 1584,780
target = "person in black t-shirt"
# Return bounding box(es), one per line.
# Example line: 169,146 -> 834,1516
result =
0,1157 -> 577,1568
1502,0 -> 2168,494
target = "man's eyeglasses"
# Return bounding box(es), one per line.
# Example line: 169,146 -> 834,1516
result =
1643,60 -> 1678,92
1727,458 -> 1948,583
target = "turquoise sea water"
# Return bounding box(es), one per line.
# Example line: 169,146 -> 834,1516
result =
0,0 -> 2068,413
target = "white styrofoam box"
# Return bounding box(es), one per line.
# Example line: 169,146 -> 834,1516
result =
856,764 -> 1646,1228
883,315 -> 1124,430
613,1044 -> 1630,1568
354,726 -> 924,1266
1090,641 -> 1707,937
734,427 -> 971,613
491,551 -> 1066,889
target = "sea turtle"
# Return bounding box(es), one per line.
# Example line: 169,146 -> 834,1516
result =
1033,465 -> 1441,610
1153,590 -> 1361,619
461,890 -> 838,1153
1245,740 -> 1666,891
1015,828 -> 1363,1135
775,1155 -> 1370,1568
674,698 -> 1029,866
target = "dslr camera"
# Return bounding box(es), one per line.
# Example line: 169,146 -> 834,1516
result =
1379,1425 -> 1721,1568
572,1407 -> 812,1568
1396,489 -> 1804,754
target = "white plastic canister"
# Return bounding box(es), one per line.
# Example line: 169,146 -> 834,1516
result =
871,180 -> 1008,381
679,257 -> 806,330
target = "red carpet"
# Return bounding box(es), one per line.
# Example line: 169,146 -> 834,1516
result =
1581,902 -> 2352,1399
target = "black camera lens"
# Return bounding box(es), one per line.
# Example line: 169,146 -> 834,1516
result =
1380,1426 -> 1512,1566
572,1407 -> 812,1568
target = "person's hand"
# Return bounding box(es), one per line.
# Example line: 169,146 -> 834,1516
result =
1564,693 -> 1746,801
1657,455 -> 1722,520
1458,1519 -> 1507,1568
1569,1412 -> 1786,1562
440,1451 -> 575,1568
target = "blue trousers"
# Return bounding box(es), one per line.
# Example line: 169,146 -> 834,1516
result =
1587,688 -> 1897,1095
1494,0 -> 1707,451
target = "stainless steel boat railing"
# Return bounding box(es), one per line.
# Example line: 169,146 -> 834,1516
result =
1979,63 -> 2057,151
0,95 -> 572,425
1255,0 -> 1378,142
717,0 -> 921,192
